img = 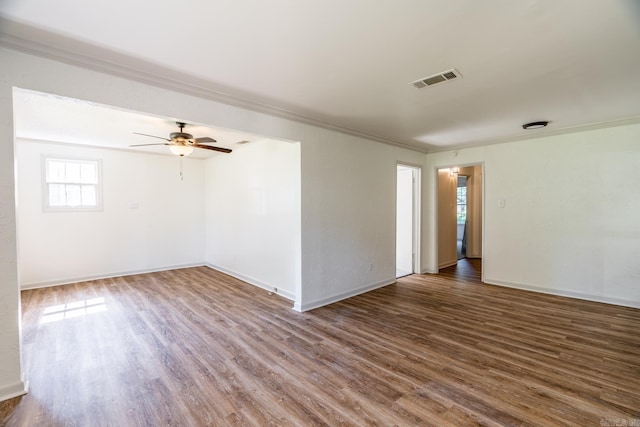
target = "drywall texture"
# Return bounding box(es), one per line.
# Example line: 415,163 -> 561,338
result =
427,123 -> 640,307
16,139 -> 206,287
204,139 -> 301,301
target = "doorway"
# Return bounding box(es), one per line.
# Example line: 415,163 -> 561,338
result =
396,164 -> 421,278
437,164 -> 483,272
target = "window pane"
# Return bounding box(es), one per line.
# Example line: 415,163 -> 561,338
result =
47,161 -> 66,182
49,184 -> 66,206
66,184 -> 81,206
457,205 -> 466,223
457,186 -> 467,224
45,158 -> 101,210
65,163 -> 81,183
81,185 -> 96,206
80,163 -> 96,184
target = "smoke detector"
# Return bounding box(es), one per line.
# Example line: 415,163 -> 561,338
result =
410,69 -> 462,89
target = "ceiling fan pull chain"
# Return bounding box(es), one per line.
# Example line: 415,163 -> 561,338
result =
179,157 -> 184,181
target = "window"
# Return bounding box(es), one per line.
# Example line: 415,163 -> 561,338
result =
44,157 -> 102,211
457,182 -> 467,224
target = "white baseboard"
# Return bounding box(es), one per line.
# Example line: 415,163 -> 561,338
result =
205,263 -> 296,301
0,378 -> 28,402
20,263 -> 206,290
484,278 -> 640,309
438,259 -> 457,269
297,278 -> 396,312
20,262 -> 298,302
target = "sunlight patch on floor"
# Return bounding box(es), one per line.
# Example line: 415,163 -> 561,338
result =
40,297 -> 107,324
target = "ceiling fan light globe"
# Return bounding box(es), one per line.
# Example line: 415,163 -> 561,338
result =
169,145 -> 194,157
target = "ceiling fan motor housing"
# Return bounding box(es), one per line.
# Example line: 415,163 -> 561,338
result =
170,132 -> 194,144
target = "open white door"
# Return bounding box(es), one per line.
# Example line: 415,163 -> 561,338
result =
396,164 -> 420,278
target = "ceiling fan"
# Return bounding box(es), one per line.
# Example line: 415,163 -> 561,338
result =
130,122 -> 232,156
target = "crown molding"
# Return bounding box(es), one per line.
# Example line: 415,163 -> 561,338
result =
0,18 -> 429,154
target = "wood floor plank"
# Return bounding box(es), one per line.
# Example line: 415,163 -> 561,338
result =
1,259 -> 639,426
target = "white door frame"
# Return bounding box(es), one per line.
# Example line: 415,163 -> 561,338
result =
434,162 -> 484,281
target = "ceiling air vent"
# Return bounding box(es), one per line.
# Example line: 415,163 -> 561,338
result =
410,69 -> 462,89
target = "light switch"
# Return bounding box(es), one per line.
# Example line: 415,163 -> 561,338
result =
498,199 -> 505,208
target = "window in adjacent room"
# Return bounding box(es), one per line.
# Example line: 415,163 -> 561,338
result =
43,157 -> 102,211
456,177 -> 467,224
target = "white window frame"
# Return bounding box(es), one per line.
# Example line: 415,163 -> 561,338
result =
42,156 -> 103,212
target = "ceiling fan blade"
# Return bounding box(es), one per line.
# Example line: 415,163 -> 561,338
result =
133,132 -> 171,141
129,143 -> 170,147
194,136 -> 217,144
194,144 -> 232,153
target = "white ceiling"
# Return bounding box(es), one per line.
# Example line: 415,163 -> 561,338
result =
12,89 -> 264,158
2,0 -> 640,152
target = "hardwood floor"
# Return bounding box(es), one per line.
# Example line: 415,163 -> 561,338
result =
438,257 -> 482,282
2,265 -> 639,426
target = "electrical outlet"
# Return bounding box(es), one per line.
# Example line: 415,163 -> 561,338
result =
369,263 -> 373,272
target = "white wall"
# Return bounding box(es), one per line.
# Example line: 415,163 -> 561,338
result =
16,139 -> 206,288
426,123 -> 640,307
204,139 -> 300,301
0,77 -> 24,402
299,138 -> 426,311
